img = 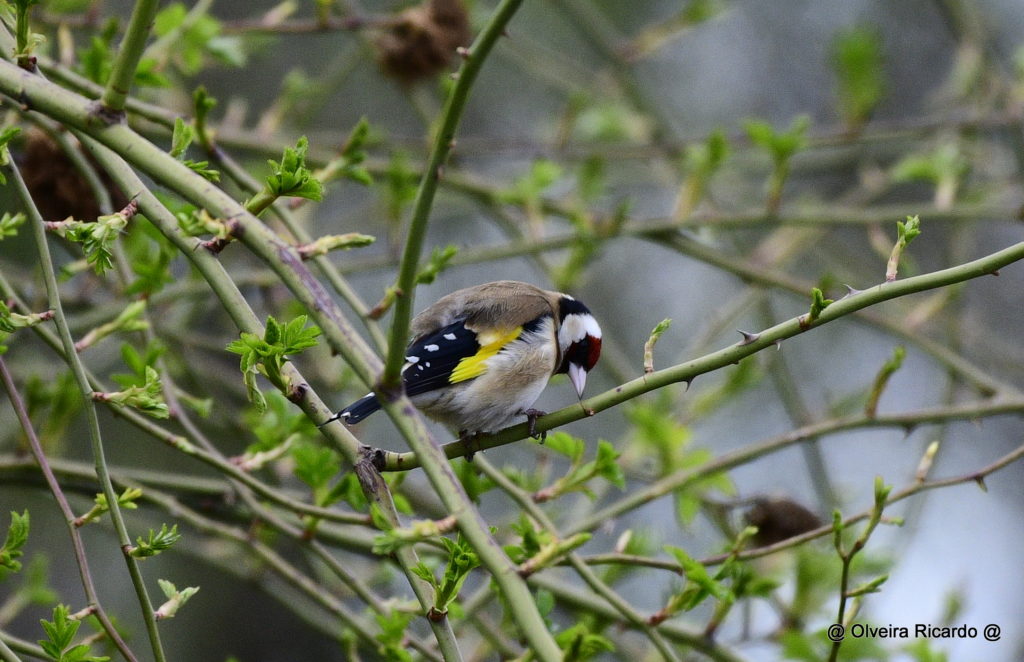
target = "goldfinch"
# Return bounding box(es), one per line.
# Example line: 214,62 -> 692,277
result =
326,280 -> 602,435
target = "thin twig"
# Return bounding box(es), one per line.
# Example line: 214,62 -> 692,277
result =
0,358 -> 139,662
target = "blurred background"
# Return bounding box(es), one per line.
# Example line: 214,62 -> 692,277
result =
3,0 -> 1024,660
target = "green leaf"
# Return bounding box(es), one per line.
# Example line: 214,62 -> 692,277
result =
807,287 -> 833,323
554,623 -> 615,661
131,524 -> 181,559
831,26 -> 886,127
265,136 -> 323,201
744,115 -> 809,164
0,510 -> 29,574
37,605 -> 110,662
291,442 -> 340,491
0,212 -> 26,238
154,579 -> 199,620
375,609 -> 414,662
415,245 -> 458,285
95,366 -> 169,419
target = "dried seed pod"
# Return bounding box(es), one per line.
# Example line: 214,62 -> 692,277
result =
744,496 -> 822,547
375,0 -> 470,83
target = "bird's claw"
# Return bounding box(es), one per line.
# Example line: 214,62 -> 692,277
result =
522,408 -> 547,442
459,430 -> 481,462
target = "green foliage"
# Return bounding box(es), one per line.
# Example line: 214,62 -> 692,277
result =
745,115 -> 809,211
623,397 -> 734,523
263,136 -> 323,201
168,116 -> 220,179
0,211 -> 26,238
535,434 -> 625,501
831,26 -> 886,128
176,208 -> 229,239
576,156 -> 606,204
154,579 -> 199,620
573,98 -> 652,143
684,128 -> 729,178
745,116 -> 810,165
112,341 -> 165,390
0,510 -> 29,575
24,371 -> 82,445
554,623 -> 615,661
454,458 -> 496,503
75,301 -> 149,352
500,159 -> 563,206
130,524 -> 181,559
374,609 -> 414,662
12,0 -> 44,62
49,210 -> 131,274
384,150 -> 418,222
807,287 -> 834,323
77,487 -> 142,526
410,533 -> 480,614
503,515 -> 552,564
123,220 -> 178,295
688,358 -> 763,418
76,18 -> 169,88
864,345 -> 905,417
372,516 -> 454,555
0,300 -> 50,336
664,545 -> 733,612
244,390 -> 315,454
169,118 -> 195,159
891,144 -> 968,186
38,604 -> 110,662
14,554 -> 58,605
417,244 -> 459,285
335,116 -> 373,186
886,215 -> 922,281
193,86 -> 217,138
226,315 -> 321,413
291,440 -> 341,499
95,366 -> 169,419
153,2 -> 245,75
0,126 -> 22,185
297,232 -> 376,259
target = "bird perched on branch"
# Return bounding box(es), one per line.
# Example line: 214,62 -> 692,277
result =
324,280 -> 602,438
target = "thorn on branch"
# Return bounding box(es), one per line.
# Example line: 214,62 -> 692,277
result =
841,284 -> 863,299
736,329 -> 760,346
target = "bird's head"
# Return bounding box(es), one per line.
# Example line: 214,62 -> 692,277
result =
555,295 -> 602,398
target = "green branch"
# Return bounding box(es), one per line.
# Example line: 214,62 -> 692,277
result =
382,232 -> 1024,470
381,0 -> 525,388
2,152 -> 168,662
100,0 -> 161,114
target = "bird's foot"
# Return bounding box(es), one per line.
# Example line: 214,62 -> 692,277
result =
459,430 -> 482,462
522,409 -> 547,442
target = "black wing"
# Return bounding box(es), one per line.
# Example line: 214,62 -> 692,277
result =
402,320 -> 480,397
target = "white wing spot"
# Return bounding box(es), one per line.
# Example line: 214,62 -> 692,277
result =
443,333 -> 457,341
425,362 -> 431,367
425,344 -> 439,352
406,355 -> 419,363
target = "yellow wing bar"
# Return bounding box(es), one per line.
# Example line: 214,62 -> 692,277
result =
449,326 -> 522,384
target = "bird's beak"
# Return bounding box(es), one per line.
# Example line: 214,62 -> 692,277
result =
568,362 -> 587,398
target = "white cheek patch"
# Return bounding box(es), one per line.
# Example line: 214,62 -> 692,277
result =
560,313 -> 602,344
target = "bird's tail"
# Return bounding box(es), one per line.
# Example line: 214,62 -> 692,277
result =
318,392 -> 380,427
